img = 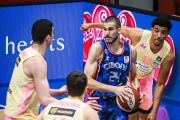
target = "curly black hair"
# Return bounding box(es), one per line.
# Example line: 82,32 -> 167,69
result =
151,16 -> 172,31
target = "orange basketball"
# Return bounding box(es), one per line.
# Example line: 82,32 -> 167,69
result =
116,87 -> 140,112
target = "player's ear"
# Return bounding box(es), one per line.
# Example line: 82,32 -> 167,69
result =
118,28 -> 121,34
45,35 -> 50,42
85,86 -> 87,93
151,27 -> 154,32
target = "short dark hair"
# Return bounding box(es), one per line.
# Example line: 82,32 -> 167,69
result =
31,19 -> 53,44
66,71 -> 87,96
151,16 -> 172,31
104,16 -> 121,29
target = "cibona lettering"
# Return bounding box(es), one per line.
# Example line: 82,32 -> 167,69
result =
103,62 -> 127,71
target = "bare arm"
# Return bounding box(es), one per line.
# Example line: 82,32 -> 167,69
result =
80,23 -> 104,31
30,57 -> 58,108
80,23 -> 143,46
129,45 -> 139,90
84,42 -> 116,93
152,50 -> 174,114
83,106 -> 99,120
50,85 -> 67,97
121,26 -> 143,46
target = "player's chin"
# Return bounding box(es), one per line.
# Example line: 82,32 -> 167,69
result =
154,43 -> 162,46
154,41 -> 162,46
105,39 -> 113,44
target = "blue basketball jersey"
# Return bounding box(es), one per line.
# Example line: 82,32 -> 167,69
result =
89,40 -> 131,99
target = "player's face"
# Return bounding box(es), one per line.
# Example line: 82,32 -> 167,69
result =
151,25 -> 169,46
103,22 -> 120,44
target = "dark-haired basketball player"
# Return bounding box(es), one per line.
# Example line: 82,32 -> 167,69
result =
84,16 -> 139,120
4,19 -> 67,120
36,71 -> 99,120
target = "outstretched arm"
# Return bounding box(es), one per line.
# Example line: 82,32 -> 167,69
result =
80,23 -> 104,31
147,50 -> 174,120
80,23 -> 143,46
30,57 -> 59,108
129,45 -> 139,90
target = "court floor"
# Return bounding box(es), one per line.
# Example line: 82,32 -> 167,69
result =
156,97 -> 180,120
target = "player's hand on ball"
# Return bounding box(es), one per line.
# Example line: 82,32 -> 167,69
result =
58,85 -> 68,96
114,86 -> 133,103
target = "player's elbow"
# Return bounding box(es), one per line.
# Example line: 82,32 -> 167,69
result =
40,96 -> 52,108
156,81 -> 165,87
41,100 -> 49,108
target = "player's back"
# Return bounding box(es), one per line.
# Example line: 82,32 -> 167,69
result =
43,98 -> 89,120
5,46 -> 45,119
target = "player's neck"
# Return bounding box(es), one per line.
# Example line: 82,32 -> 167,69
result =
107,39 -> 123,54
31,43 -> 47,58
68,95 -> 84,102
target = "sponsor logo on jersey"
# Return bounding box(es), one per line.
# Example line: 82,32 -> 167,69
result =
15,55 -> 21,67
153,61 -> 159,66
106,56 -> 109,61
124,56 -> 129,63
48,107 -> 76,117
156,56 -> 162,62
139,43 -> 146,49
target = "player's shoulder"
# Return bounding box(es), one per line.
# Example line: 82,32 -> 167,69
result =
24,56 -> 45,68
91,41 -> 102,49
161,49 -> 174,66
83,106 -> 99,120
90,41 -> 102,53
165,49 -> 174,62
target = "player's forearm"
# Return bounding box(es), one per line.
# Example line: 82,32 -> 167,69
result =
40,96 -> 58,108
130,78 -> 139,90
152,83 -> 165,113
87,79 -> 116,93
129,64 -> 139,90
89,23 -> 104,29
50,89 -> 62,97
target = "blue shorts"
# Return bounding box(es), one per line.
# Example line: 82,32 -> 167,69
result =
97,97 -> 128,120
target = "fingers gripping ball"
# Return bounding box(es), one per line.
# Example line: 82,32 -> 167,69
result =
116,87 -> 140,112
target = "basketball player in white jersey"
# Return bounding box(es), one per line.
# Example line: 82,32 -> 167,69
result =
36,71 -> 99,120
4,19 -> 67,120
80,16 -> 174,120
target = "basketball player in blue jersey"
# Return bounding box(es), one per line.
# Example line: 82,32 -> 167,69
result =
84,16 -> 139,120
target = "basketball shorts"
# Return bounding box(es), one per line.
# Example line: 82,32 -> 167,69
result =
97,97 -> 128,120
126,74 -> 153,112
4,115 -> 15,120
128,105 -> 153,115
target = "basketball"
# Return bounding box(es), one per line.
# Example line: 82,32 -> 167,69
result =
116,87 -> 140,112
